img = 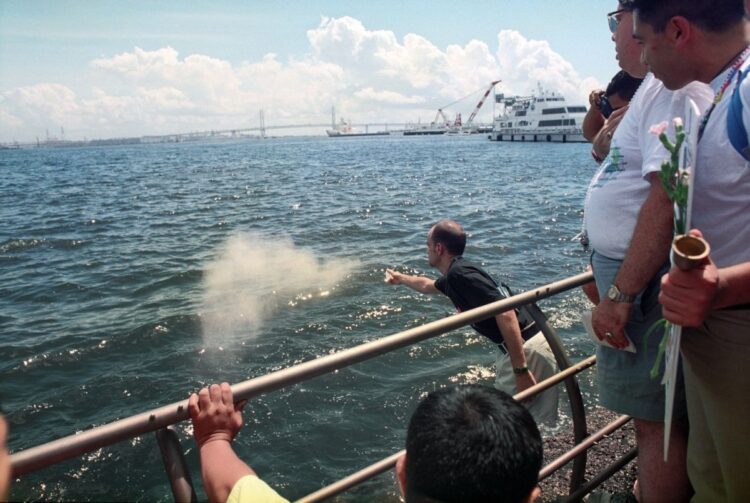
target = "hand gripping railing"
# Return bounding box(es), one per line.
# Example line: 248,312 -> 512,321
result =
10,271 -> 597,500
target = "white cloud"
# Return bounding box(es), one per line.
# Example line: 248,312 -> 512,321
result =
0,19 -> 599,142
494,30 -> 593,105
353,87 -> 425,105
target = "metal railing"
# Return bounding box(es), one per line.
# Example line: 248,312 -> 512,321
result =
298,355 -> 598,503
8,270 -> 637,502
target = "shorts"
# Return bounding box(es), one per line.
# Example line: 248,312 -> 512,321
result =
591,251 -> 686,422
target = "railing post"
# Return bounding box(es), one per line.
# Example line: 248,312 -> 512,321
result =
155,427 -> 198,503
523,302 -> 588,495
562,447 -> 638,503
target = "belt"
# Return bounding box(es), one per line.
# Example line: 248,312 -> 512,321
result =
496,324 -> 538,353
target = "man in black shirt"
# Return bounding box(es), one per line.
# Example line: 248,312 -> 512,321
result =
386,219 -> 558,424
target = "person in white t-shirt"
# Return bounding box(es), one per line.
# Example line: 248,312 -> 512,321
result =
583,3 -> 712,502
632,0 -> 750,500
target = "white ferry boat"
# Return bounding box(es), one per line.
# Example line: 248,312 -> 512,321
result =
490,85 -> 588,143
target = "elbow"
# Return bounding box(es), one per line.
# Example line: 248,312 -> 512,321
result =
202,473 -> 232,503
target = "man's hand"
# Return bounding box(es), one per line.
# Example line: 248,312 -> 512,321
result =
660,231 -> 719,327
589,89 -> 605,108
603,104 -> 628,128
592,105 -> 629,160
592,298 -> 632,349
189,382 -> 246,448
515,371 -> 537,395
598,105 -> 629,140
385,268 -> 402,285
384,269 -> 439,294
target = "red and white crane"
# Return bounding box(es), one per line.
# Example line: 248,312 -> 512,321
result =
464,80 -> 501,129
432,80 -> 501,132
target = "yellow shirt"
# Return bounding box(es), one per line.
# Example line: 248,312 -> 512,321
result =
226,475 -> 289,503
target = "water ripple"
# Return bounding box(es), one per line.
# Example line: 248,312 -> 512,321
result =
0,136 -> 596,501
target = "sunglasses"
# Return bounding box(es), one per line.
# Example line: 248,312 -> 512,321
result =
607,9 -> 626,33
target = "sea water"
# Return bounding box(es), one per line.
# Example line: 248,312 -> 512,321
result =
1,135 -> 599,501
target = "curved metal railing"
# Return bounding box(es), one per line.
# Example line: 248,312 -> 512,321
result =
9,270 -> 636,502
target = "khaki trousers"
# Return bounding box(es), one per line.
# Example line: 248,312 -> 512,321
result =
495,332 -> 559,425
681,309 -> 750,503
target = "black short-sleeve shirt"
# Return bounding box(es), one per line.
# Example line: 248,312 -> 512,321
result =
434,256 -> 507,344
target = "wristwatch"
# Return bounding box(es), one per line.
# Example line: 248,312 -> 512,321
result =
513,366 -> 529,375
607,284 -> 636,303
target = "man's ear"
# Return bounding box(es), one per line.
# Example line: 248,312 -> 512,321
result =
396,453 -> 407,497
668,16 -> 693,48
522,485 -> 541,503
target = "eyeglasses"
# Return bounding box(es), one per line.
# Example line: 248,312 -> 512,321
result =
607,9 -> 625,33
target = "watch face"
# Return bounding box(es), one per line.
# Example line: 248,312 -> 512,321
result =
608,285 -> 633,302
607,285 -> 618,300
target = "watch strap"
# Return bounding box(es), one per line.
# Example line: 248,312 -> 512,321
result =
607,284 -> 636,303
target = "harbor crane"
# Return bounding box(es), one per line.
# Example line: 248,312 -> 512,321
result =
465,80 -> 501,129
432,80 -> 501,131
433,108 -> 451,127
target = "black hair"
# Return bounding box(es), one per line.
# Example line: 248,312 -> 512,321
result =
430,220 -> 466,256
405,385 -> 543,503
631,0 -> 744,33
605,70 -> 643,102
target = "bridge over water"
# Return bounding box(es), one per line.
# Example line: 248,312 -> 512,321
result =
144,122 -> 405,142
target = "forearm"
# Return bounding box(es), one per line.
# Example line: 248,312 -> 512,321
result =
199,441 -> 256,503
591,129 -> 611,161
715,262 -> 750,309
615,181 -> 673,295
396,274 -> 439,294
495,312 -> 527,368
583,109 -> 604,141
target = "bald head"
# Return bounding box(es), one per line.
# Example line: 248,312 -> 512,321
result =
429,220 -> 466,256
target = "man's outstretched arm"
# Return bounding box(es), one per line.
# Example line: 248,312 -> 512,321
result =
385,268 -> 440,294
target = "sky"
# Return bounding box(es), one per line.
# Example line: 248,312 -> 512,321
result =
0,1 -> 623,143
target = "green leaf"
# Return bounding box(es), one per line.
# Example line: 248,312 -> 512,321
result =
650,326 -> 671,380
